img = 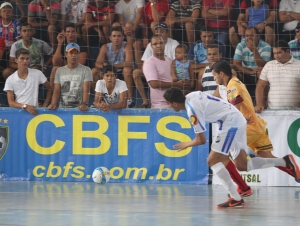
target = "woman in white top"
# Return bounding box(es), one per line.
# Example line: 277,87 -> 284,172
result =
94,65 -> 128,111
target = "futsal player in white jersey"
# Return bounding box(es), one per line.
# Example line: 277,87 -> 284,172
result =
163,87 -> 300,208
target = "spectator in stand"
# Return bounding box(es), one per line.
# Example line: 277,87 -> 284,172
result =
28,0 -> 61,50
279,0 -> 300,43
201,0 -> 235,45
0,2 -> 20,69
49,23 -> 88,94
94,65 -> 128,111
165,0 -> 201,48
133,0 -> 169,69
229,0 -> 278,49
233,27 -> 271,104
289,22 -> 300,60
10,0 -> 27,22
114,0 -> 145,45
255,40 -> 300,111
133,22 -> 179,108
3,48 -> 52,114
82,0 -> 115,45
60,0 -> 87,35
143,34 -> 190,109
171,44 -> 193,94
188,26 -> 226,74
0,37 -> 6,106
92,26 -> 134,108
48,42 -> 92,110
3,22 -> 53,80
196,44 -> 220,94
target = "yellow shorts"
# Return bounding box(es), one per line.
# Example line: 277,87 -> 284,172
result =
247,130 -> 273,153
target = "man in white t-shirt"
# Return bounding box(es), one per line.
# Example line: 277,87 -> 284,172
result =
60,0 -> 87,32
143,34 -> 189,108
4,48 -> 52,114
115,0 -> 145,45
133,22 -> 179,108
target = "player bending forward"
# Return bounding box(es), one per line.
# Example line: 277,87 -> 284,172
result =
163,87 -> 300,208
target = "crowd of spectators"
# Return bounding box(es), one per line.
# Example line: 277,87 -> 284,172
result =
1,0 -> 300,112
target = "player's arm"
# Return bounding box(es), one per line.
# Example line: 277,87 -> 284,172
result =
107,90 -> 128,110
78,81 -> 91,111
171,60 -> 178,82
8,56 -> 18,70
174,132 -> 207,151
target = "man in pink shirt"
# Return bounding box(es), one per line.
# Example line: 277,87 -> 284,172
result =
143,34 -> 190,108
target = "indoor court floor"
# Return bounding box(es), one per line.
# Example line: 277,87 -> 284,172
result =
0,181 -> 299,226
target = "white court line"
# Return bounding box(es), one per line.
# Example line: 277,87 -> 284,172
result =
0,213 -> 13,215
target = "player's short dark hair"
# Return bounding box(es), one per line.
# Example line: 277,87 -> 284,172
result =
20,22 -> 32,30
274,40 -> 290,52
64,23 -> 76,31
163,87 -> 186,103
207,44 -> 221,53
15,48 -> 30,59
102,65 -> 117,74
200,26 -> 214,35
110,26 -> 123,36
245,26 -> 259,35
176,44 -> 188,53
210,60 -> 232,77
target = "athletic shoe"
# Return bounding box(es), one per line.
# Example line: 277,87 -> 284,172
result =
217,198 -> 244,209
228,187 -> 253,198
237,187 -> 253,197
283,154 -> 300,181
127,99 -> 135,108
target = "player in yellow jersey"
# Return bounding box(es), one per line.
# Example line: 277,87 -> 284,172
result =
212,60 -> 299,181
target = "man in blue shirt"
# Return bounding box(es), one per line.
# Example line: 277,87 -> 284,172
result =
188,26 -> 226,74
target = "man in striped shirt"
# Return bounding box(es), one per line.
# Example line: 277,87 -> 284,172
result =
233,27 -> 271,104
288,22 -> 300,60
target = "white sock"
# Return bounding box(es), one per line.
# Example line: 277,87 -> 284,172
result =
247,157 -> 286,171
211,162 -> 241,201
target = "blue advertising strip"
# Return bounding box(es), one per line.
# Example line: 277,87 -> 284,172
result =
0,108 -> 209,184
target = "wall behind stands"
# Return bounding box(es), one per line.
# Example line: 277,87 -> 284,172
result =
0,108 -> 210,184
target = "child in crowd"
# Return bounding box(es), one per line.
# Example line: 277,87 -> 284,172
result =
94,65 -> 128,112
245,0 -> 269,31
171,44 -> 194,93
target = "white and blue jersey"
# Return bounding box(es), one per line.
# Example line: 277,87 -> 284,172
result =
185,91 -> 247,159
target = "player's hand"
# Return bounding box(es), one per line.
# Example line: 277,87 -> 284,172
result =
254,105 -> 264,113
48,103 -> 58,110
26,105 -> 38,115
173,142 -> 189,152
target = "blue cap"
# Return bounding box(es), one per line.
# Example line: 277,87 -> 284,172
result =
66,42 -> 80,52
154,22 -> 168,30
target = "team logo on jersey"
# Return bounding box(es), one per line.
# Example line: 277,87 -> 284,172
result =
227,87 -> 236,94
189,115 -> 198,125
9,28 -> 14,33
215,135 -> 221,143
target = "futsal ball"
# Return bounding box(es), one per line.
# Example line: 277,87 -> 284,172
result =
92,167 -> 110,184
